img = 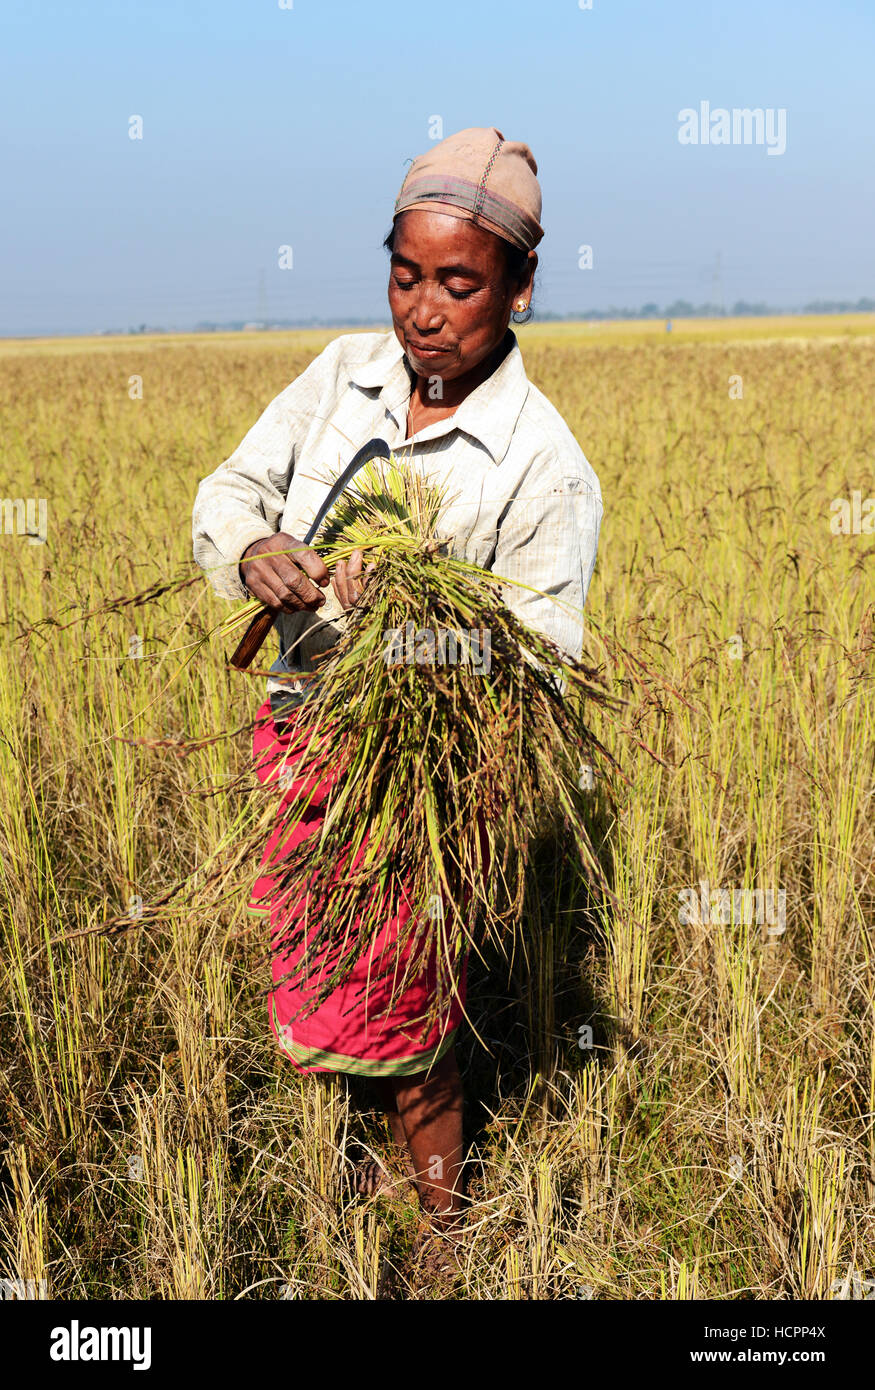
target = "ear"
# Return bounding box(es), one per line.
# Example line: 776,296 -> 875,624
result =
508,251 -> 537,317
515,250 -> 537,299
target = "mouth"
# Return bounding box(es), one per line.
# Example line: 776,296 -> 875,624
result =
406,338 -> 454,359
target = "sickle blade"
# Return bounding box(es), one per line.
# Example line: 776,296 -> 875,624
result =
230,437 -> 392,670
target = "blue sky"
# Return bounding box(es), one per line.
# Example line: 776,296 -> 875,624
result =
2,0 -> 873,335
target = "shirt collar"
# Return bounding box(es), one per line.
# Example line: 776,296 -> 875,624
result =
347,330 -> 530,465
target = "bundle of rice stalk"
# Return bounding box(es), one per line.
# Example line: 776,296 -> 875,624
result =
239,457 -> 618,1037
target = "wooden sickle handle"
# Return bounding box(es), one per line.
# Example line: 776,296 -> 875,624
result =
229,606 -> 276,670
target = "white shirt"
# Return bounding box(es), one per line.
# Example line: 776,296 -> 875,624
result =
192,329 -> 602,701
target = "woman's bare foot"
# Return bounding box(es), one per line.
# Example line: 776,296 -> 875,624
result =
354,1148 -> 416,1199
407,1216 -> 465,1293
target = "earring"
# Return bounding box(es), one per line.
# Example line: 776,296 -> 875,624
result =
515,300 -> 528,312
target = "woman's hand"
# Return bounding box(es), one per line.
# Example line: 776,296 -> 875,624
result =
239,533 -> 330,612
332,548 -> 376,611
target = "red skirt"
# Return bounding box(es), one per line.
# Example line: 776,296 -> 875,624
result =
249,700 -> 468,1077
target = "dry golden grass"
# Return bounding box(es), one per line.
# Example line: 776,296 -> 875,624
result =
0,317 -> 873,1299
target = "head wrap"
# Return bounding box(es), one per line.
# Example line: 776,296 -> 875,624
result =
393,126 -> 543,252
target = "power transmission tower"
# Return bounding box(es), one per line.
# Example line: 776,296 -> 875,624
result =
711,251 -> 725,316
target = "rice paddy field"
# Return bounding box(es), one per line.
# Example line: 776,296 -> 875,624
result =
1,313 -> 873,1300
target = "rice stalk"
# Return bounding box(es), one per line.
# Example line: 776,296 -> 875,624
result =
252,456 -> 619,1037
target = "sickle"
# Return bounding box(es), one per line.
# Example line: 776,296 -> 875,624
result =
229,437 -> 392,671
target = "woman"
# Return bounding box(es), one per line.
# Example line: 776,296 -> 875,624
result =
192,127 -> 603,1233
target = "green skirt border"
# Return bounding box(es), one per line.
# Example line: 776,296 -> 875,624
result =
270,996 -> 457,1078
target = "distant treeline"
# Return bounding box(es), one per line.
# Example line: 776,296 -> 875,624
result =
540,298 -> 875,321
115,298 -> 875,335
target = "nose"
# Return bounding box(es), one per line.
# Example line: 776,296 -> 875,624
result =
411,280 -> 445,334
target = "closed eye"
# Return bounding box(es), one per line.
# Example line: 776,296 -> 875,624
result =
392,274 -> 476,299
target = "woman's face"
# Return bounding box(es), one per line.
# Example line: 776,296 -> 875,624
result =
388,210 -> 535,384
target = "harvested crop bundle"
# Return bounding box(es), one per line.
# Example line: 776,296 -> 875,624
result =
237,458 -> 616,1038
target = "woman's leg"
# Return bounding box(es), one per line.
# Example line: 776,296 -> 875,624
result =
371,1076 -> 405,1148
354,1076 -> 412,1195
391,1047 -> 464,1225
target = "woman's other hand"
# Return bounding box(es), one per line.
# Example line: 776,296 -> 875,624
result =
239,533 -> 330,612
332,549 -> 377,610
